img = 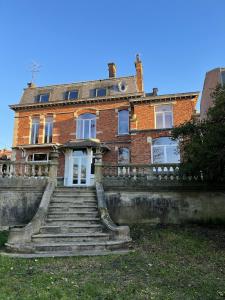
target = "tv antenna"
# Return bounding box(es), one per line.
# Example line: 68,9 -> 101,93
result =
29,60 -> 41,83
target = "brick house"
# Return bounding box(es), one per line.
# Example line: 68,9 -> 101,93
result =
200,67 -> 225,119
10,56 -> 199,186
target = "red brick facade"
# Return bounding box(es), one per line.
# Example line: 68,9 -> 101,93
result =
10,58 -> 199,182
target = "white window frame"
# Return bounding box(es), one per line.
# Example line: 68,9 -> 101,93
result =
118,110 -> 129,135
44,116 -> 53,144
30,117 -> 40,144
26,153 -> 49,162
76,114 -> 96,139
118,147 -> 130,164
154,104 -> 173,129
151,138 -> 180,164
92,88 -> 107,97
37,93 -> 50,103
67,90 -> 79,100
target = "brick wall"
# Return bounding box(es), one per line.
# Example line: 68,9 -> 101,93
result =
14,96 -> 197,173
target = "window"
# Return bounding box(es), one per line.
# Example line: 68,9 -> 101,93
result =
36,93 -> 49,103
118,148 -> 130,164
44,115 -> 53,143
118,110 -> 129,135
28,153 -> 49,161
66,90 -> 79,100
155,104 -> 173,129
30,117 -> 40,144
152,137 -> 180,163
90,88 -> 107,98
76,113 -> 96,139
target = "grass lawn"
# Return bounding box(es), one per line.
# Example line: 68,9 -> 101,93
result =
0,225 -> 225,300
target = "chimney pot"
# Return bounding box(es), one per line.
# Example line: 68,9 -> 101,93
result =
108,63 -> 116,78
27,82 -> 36,88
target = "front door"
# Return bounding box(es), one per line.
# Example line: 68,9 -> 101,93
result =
64,149 -> 94,186
73,153 -> 88,185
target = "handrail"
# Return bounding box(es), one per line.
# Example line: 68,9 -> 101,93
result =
6,181 -> 56,252
96,182 -> 131,241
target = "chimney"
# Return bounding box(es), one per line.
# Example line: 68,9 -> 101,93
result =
27,82 -> 36,88
135,54 -> 144,92
108,63 -> 116,78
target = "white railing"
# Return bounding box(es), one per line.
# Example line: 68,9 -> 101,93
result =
102,163 -> 202,181
0,160 -> 52,178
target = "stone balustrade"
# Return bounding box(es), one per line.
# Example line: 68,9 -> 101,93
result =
0,160 -> 55,179
102,163 -> 203,181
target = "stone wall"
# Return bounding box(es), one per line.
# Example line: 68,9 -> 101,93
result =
105,185 -> 225,225
0,178 -> 47,230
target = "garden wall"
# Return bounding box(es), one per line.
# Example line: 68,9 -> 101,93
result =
0,178 -> 47,230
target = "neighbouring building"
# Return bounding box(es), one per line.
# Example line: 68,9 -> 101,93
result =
0,149 -> 12,160
10,56 -> 199,186
200,67 -> 225,119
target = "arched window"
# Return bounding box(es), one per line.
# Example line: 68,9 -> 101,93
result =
152,137 -> 180,163
76,113 -> 96,139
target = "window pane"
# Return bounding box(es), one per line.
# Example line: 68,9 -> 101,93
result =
33,154 -> 48,161
39,94 -> 49,102
153,146 -> 165,163
84,120 -> 89,139
156,113 -> 163,129
155,104 -> 172,112
166,146 -> 180,163
118,110 -> 129,134
165,112 -> 173,128
97,88 -> 106,97
31,117 -> 40,144
91,119 -> 96,138
77,119 -> 83,139
68,90 -> 78,100
118,148 -> 130,164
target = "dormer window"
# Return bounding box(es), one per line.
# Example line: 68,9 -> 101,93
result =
66,90 -> 79,100
90,88 -> 107,98
36,93 -> 49,103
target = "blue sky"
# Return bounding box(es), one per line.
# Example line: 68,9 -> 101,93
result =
0,0 -> 225,149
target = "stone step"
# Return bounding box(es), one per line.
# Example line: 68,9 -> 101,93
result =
34,240 -> 131,253
46,218 -> 100,225
39,224 -> 103,234
48,207 -> 97,213
50,201 -> 97,206
47,212 -> 99,219
53,193 -> 96,198
32,233 -> 109,243
55,187 -> 95,192
49,204 -> 97,208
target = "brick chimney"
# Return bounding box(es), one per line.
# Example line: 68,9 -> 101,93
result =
108,63 -> 116,78
135,54 -> 144,92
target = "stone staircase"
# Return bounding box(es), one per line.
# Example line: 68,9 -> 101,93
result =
25,187 -> 130,257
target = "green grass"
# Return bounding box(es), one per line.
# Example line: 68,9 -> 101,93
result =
0,225 -> 225,300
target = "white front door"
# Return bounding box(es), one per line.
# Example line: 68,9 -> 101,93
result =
64,149 -> 94,186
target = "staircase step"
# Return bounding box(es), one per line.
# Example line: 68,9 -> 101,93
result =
47,212 -> 98,219
32,233 -> 109,243
34,240 -> 131,252
40,224 -> 103,234
53,194 -> 96,198
48,207 -> 97,213
46,218 -> 100,225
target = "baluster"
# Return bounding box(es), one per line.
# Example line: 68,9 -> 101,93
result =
38,165 -> 42,177
0,163 -> 3,177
